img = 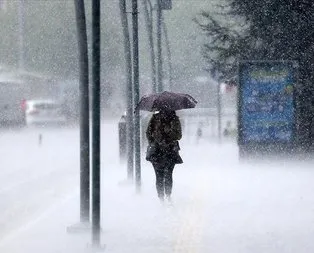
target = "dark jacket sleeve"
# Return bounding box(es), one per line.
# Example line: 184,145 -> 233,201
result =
167,116 -> 182,142
146,116 -> 155,144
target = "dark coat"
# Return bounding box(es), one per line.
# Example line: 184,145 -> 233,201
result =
146,111 -> 183,164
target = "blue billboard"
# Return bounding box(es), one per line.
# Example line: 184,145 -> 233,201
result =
239,61 -> 296,144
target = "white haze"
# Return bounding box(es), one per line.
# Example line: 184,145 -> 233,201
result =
0,1 -> 312,252
0,120 -> 313,253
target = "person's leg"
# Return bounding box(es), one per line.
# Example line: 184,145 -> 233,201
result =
153,163 -> 165,200
164,163 -> 175,198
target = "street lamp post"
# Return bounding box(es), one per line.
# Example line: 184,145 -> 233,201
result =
74,0 -> 90,225
91,0 -> 101,246
132,0 -> 141,192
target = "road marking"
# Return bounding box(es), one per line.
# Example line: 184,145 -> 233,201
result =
173,178 -> 207,253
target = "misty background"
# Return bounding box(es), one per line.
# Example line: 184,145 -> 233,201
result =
0,0 -> 231,115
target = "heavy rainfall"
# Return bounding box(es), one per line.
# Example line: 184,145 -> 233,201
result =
0,0 -> 314,252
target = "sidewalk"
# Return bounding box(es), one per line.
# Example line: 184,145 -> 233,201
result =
0,141 -> 236,253
2,140 -> 314,253
0,170 -> 206,252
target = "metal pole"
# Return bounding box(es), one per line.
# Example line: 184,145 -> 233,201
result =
132,0 -> 141,192
74,0 -> 90,224
217,81 -> 222,142
156,0 -> 163,92
162,19 -> 173,91
91,0 -> 101,246
142,0 -> 157,93
18,0 -> 25,70
119,0 -> 134,181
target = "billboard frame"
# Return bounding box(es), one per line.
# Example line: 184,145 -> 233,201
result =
237,60 -> 299,155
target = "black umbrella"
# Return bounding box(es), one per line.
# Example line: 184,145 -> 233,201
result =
136,91 -> 197,112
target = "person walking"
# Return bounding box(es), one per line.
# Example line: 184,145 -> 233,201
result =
146,110 -> 183,202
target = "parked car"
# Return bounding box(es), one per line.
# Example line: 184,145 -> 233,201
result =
0,80 -> 26,127
25,99 -> 67,126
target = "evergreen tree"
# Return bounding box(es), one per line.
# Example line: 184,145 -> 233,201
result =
195,0 -> 314,85
196,0 -> 314,145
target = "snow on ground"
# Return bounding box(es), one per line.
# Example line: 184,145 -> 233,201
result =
0,120 -> 314,252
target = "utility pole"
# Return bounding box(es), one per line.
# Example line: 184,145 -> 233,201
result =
91,0 -> 101,246
119,0 -> 134,181
132,0 -> 141,192
74,0 -> 90,225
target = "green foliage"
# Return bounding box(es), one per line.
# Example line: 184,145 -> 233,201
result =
195,0 -> 314,84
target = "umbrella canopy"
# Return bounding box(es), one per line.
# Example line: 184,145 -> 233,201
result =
136,91 -> 197,112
